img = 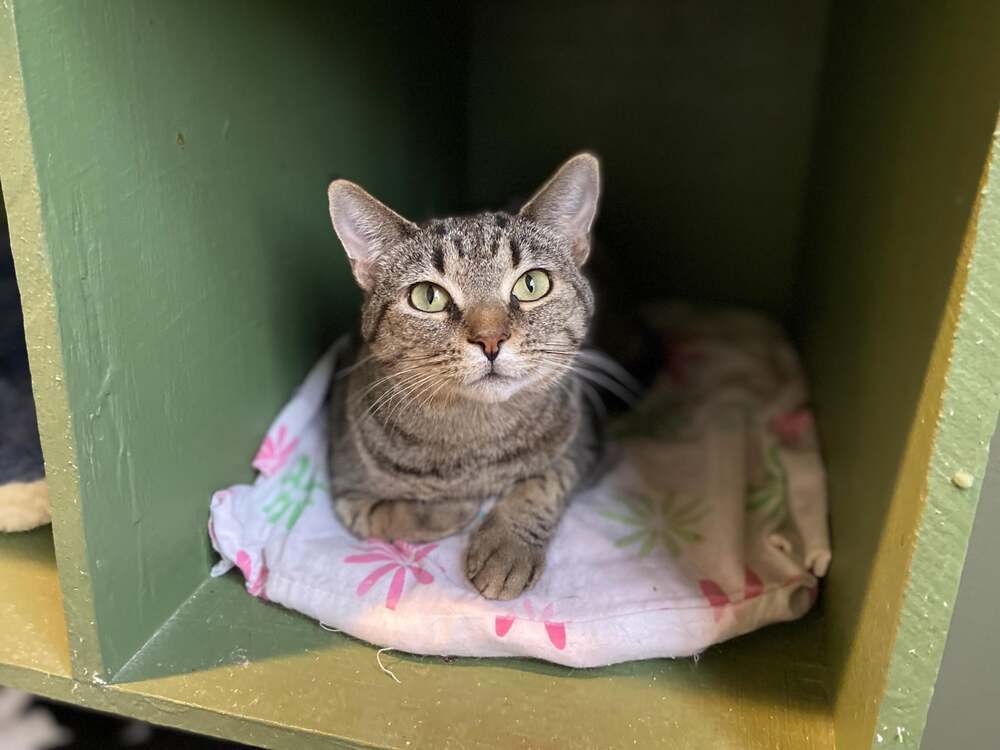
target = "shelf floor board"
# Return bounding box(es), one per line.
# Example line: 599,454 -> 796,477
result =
0,526 -> 71,679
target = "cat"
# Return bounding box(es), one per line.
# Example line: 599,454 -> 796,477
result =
326,154 -> 603,600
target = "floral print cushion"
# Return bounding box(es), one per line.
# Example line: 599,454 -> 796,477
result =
208,307 -> 829,667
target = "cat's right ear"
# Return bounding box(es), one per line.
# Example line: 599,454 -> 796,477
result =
327,180 -> 417,291
519,153 -> 601,265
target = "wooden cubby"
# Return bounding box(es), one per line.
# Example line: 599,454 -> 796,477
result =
1,2 -> 998,748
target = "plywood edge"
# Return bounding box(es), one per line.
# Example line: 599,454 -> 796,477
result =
874,125 -> 1000,747
0,0 -> 106,681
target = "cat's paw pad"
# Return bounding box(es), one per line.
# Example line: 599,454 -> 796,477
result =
465,520 -> 545,600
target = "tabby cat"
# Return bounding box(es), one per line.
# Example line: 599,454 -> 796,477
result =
326,154 -> 603,600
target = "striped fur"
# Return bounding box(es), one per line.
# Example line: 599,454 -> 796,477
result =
327,154 -> 602,599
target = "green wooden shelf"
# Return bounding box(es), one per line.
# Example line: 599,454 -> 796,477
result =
1,1 -> 999,748
4,571 -> 831,750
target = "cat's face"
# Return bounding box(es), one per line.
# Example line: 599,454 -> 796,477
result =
328,154 -> 600,404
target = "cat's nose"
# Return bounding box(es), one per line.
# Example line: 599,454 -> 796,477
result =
469,333 -> 508,362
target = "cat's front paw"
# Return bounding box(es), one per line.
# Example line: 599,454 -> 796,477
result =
465,516 -> 546,600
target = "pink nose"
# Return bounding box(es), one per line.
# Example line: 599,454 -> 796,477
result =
469,333 -> 508,362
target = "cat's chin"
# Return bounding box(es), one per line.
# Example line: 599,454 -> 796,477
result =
460,373 -> 529,403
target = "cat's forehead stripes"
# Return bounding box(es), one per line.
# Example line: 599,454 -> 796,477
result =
431,242 -> 446,274
419,213 -> 521,268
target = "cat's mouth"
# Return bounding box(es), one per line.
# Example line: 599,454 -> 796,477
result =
462,370 -> 526,402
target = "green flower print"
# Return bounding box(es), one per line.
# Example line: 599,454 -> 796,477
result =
261,454 -> 326,531
746,443 -> 786,521
602,491 -> 706,558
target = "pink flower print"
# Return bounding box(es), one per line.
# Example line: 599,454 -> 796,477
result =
235,549 -> 269,599
699,580 -> 730,623
253,424 -> 299,477
344,540 -> 437,611
493,600 -> 567,650
768,409 -> 814,447
546,621 -> 567,650
744,568 -> 764,600
495,615 -> 516,637
701,570 -> 771,622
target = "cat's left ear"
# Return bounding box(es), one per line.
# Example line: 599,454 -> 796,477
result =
519,152 -> 601,265
327,180 -> 417,290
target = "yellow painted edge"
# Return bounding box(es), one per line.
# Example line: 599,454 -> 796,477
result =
0,0 -> 104,679
0,663 -> 367,750
0,627 -> 834,750
0,529 -> 70,677
834,128 -> 999,748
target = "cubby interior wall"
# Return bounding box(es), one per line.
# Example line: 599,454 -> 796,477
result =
464,1 -> 830,316
796,1 -> 1000,747
11,0 -> 836,678
10,0 -> 467,677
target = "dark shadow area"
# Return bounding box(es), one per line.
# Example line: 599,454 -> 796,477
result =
1,184 -> 46,505
0,524 -> 56,566
35,695 -> 249,749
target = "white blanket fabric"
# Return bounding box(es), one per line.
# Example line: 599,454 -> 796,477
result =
209,306 -> 829,667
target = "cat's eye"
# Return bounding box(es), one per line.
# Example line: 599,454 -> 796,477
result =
409,282 -> 451,313
512,269 -> 551,302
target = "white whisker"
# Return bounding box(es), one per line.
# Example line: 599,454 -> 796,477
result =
369,372 -> 440,421
577,349 -> 643,395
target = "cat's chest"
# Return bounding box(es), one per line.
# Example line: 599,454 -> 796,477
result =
350,394 -> 576,495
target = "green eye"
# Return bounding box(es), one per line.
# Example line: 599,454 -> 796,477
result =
512,269 -> 551,302
409,282 -> 451,313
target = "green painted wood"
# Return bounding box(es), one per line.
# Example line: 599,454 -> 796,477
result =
77,573 -> 832,750
923,422 -> 1000,747
873,125 -> 1000,750
0,0 -> 104,679
796,1 -> 1000,746
6,0 -> 466,678
0,547 -> 829,749
5,1 -> 998,747
465,1 -> 830,317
